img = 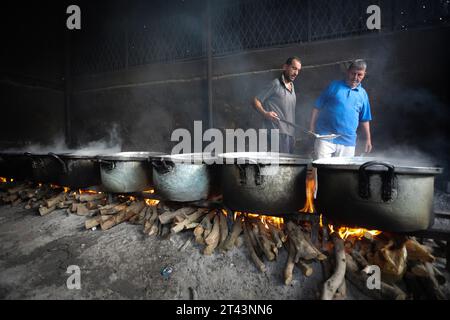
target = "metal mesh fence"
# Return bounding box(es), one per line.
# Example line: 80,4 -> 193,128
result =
72,0 -> 449,76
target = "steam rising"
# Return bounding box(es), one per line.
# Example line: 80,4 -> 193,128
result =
3,123 -> 122,155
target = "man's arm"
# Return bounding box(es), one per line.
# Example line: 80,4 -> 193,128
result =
252,97 -> 279,122
309,108 -> 319,132
360,121 -> 372,153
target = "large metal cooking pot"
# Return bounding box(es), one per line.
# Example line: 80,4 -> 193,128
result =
150,153 -> 218,202
219,152 -> 311,215
0,151 -> 33,181
28,152 -> 67,184
98,152 -> 165,193
51,152 -> 102,188
312,157 -> 443,232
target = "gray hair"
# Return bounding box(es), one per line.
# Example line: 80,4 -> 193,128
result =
348,59 -> 367,70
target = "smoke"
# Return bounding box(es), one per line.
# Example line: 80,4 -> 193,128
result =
3,123 -> 122,155
368,145 -> 441,167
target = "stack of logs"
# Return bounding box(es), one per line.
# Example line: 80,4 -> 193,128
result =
320,229 -> 447,300
0,180 -> 448,300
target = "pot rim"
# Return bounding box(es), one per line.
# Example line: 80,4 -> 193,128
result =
151,152 -> 217,164
97,151 -> 166,161
312,156 -> 443,175
218,152 -> 312,165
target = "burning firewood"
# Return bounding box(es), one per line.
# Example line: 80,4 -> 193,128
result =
222,217 -> 243,251
7,183 -> 29,195
193,225 -> 205,244
249,222 -> 275,261
411,262 -> 447,300
45,192 -> 66,208
284,240 -> 296,285
334,279 -> 347,300
267,222 -> 283,249
198,211 -> 216,241
19,188 -> 36,200
171,208 -> 208,234
286,221 -> 325,262
160,223 -> 171,239
297,259 -> 313,277
345,252 -> 407,300
256,221 -> 277,261
143,207 -> 158,234
350,250 -> 369,269
159,207 -> 196,225
204,214 -> 220,255
99,203 -> 128,215
85,199 -> 104,210
85,215 -> 110,229
244,222 -> 263,259
100,209 -> 134,231
321,234 -> 346,300
217,211 -> 229,248
136,206 -> 151,225
77,193 -> 106,202
56,200 -> 73,209
39,205 -> 57,216
243,220 -> 266,273
126,200 -> 146,216
405,238 -> 435,263
76,203 -> 91,216
98,201 -> 144,231
369,239 -> 408,283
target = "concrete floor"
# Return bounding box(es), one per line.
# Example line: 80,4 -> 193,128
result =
1,200 -> 449,300
0,204 -> 336,300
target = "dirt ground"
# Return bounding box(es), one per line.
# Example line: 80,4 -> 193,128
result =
0,203 -> 373,300
1,192 -> 450,300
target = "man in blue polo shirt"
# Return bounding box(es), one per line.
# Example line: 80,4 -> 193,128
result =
309,59 -> 372,158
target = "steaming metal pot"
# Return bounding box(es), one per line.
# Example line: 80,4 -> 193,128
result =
312,157 -> 443,232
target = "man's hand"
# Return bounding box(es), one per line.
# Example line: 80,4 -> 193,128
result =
365,139 -> 373,153
264,111 -> 280,122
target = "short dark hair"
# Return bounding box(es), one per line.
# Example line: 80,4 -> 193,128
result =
285,56 -> 301,66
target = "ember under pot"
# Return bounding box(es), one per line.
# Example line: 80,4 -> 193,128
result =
218,152 -> 311,215
312,157 -> 443,232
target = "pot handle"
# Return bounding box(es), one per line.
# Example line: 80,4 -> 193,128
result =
98,159 -> 116,171
236,162 -> 264,186
48,152 -> 68,173
359,161 -> 395,202
151,159 -> 174,174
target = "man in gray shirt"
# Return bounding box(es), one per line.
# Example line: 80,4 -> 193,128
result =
252,56 -> 301,154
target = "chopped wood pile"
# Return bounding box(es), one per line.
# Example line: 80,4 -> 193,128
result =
0,180 -> 448,300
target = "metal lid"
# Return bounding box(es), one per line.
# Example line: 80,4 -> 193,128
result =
97,152 -> 166,161
151,152 -> 217,164
312,156 -> 443,175
218,152 -> 312,165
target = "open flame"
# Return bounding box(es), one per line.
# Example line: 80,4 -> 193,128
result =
234,212 -> 284,229
49,184 -> 70,193
328,224 -> 382,240
143,189 -> 155,194
0,177 -> 7,183
145,198 -> 160,206
300,172 -> 315,213
78,188 -> 101,194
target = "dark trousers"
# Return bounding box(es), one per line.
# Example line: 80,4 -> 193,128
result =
268,133 -> 295,154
